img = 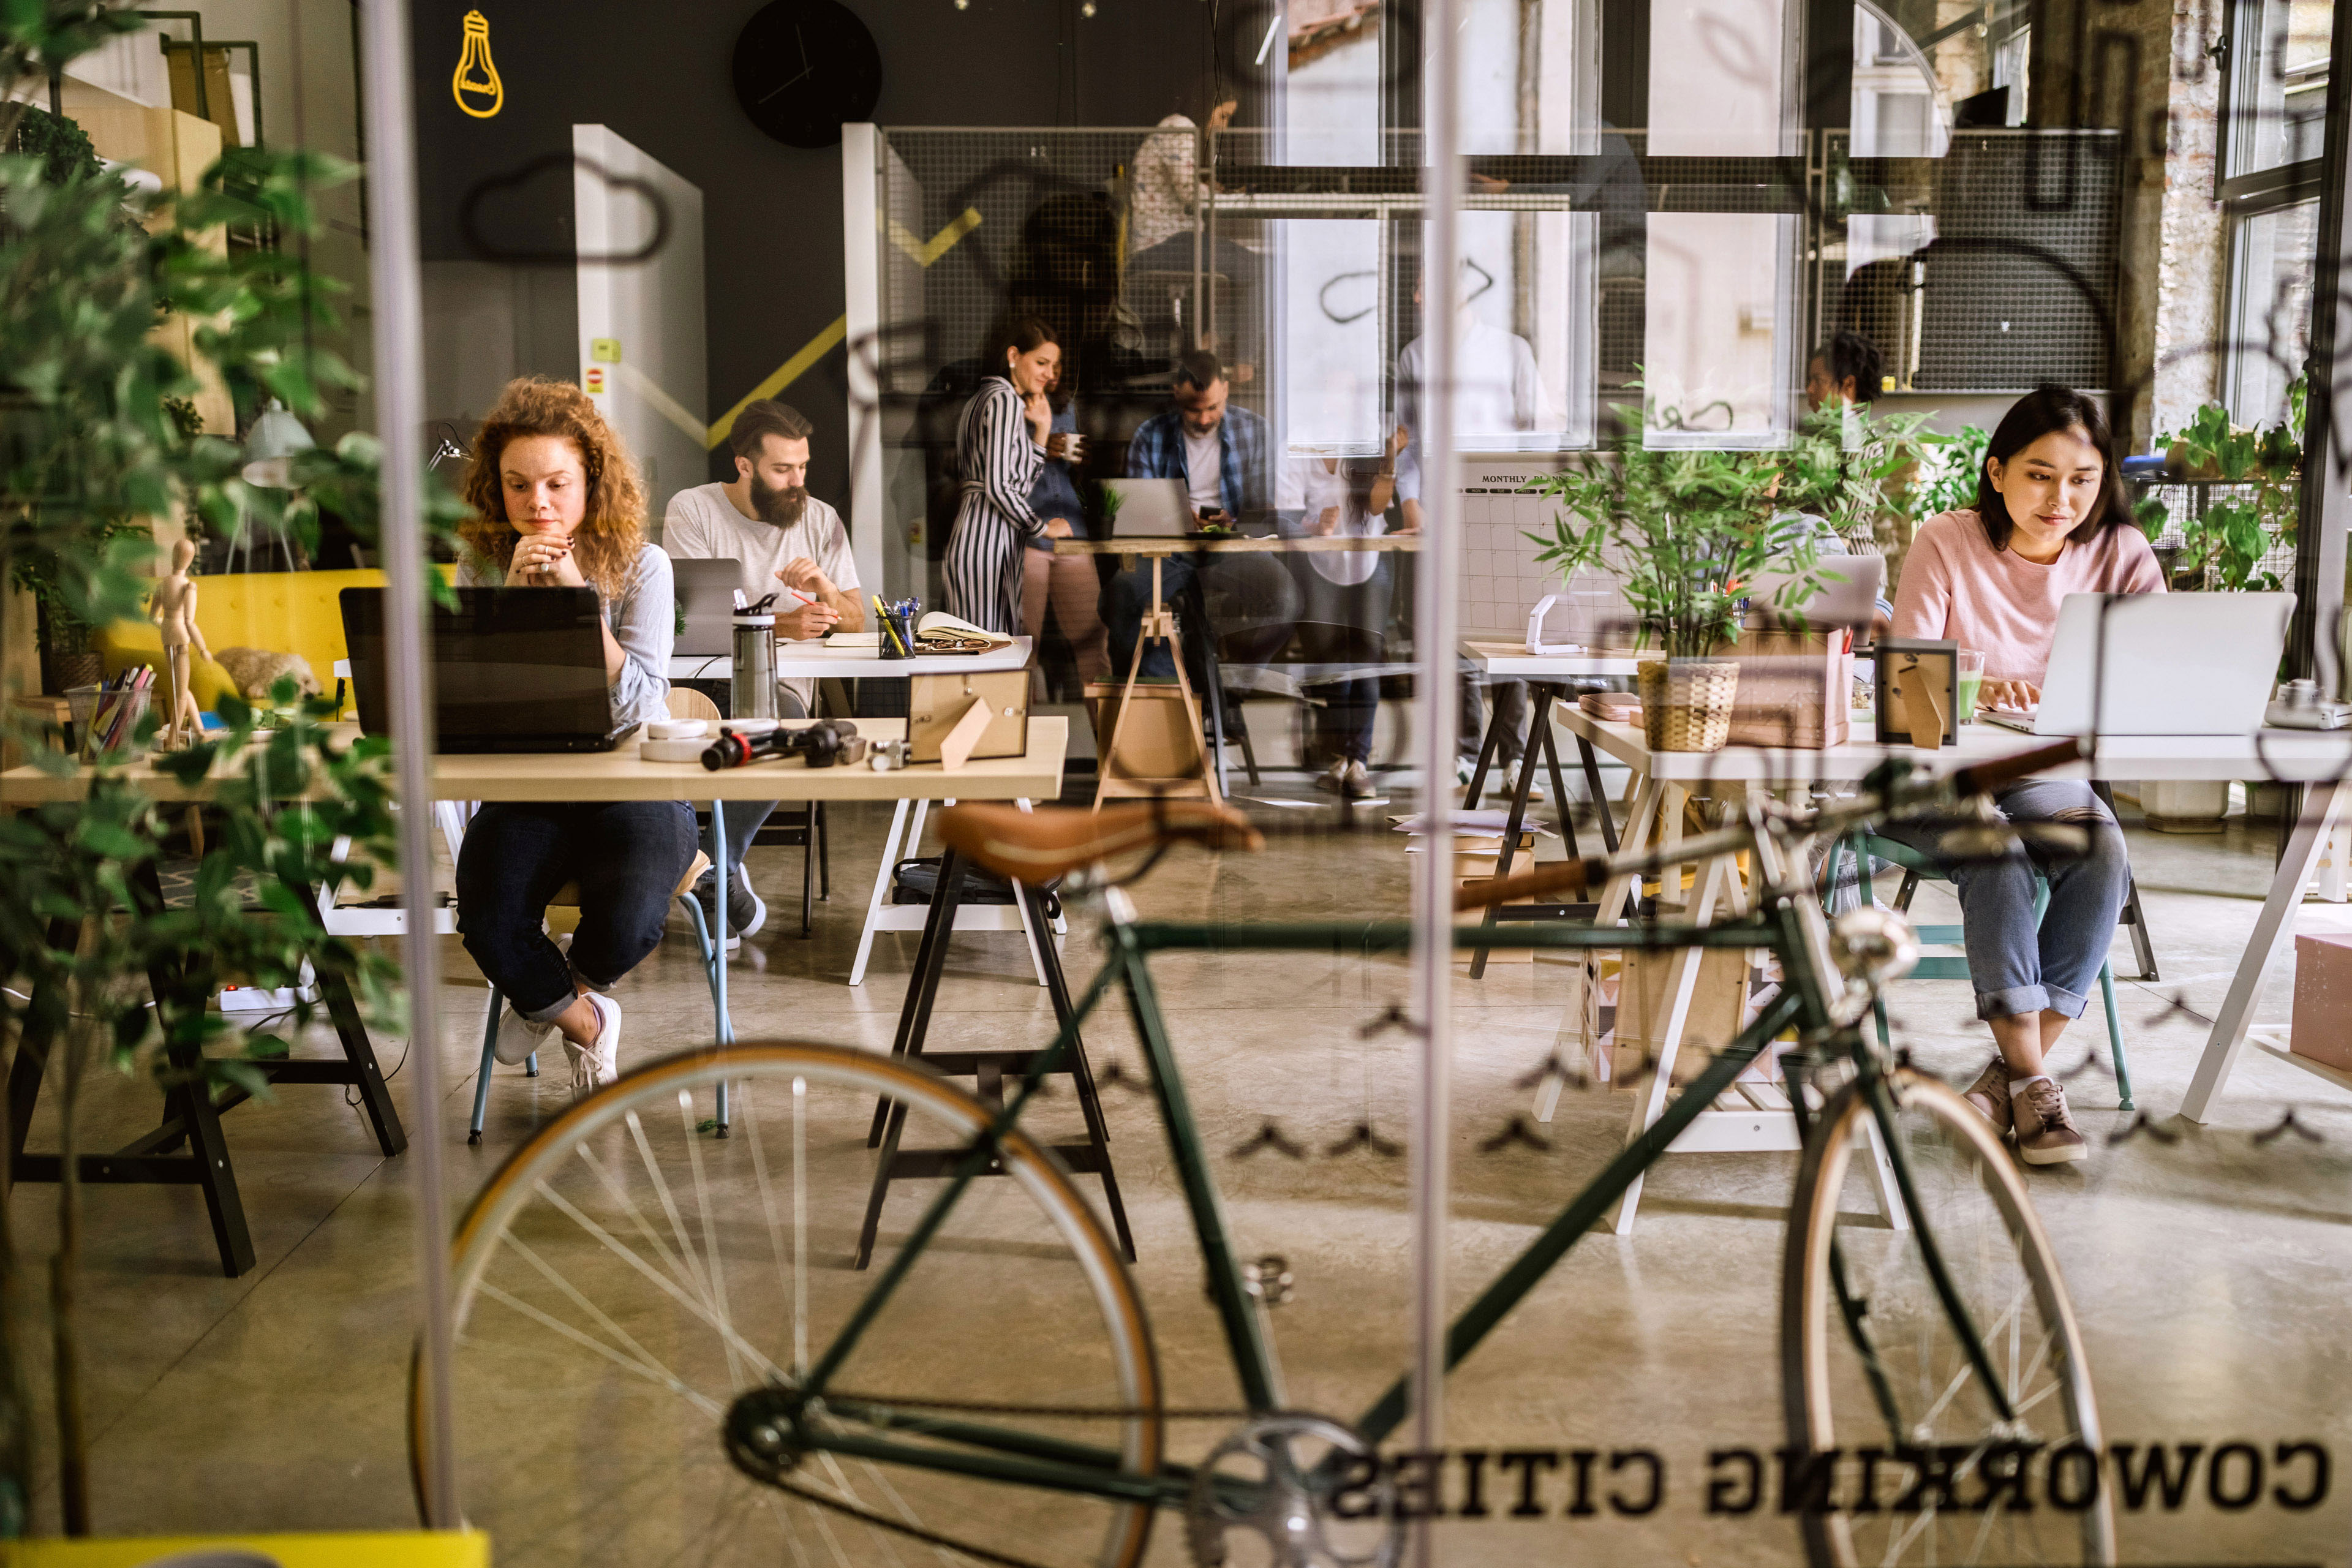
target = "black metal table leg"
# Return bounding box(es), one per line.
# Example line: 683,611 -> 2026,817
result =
1023,880 -> 1134,1261
1469,683 -> 1551,979
1578,734 -> 1620,854
1537,695 -> 1578,859
1463,690 -> 1506,809
865,845 -> 966,1146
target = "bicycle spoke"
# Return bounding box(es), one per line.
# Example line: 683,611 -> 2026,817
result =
628,1109 -> 717,1310
475,1280 -> 725,1418
679,1087 -> 748,1393
575,1142 -> 706,1307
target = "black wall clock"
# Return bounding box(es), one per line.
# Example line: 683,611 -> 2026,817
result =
732,0 -> 883,149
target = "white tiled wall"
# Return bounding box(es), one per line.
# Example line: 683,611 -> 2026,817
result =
1457,462 -> 1627,643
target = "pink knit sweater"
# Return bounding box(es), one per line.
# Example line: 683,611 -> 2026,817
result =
1890,509 -> 2166,687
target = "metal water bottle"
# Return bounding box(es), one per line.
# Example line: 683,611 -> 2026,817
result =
731,600 -> 778,721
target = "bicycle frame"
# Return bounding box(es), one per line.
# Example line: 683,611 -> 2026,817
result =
763,809 -> 2022,1515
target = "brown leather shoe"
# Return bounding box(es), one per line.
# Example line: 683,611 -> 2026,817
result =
2012,1079 -> 2087,1165
1962,1057 -> 2011,1135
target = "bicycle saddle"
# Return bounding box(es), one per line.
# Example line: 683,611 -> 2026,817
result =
937,801 -> 1264,881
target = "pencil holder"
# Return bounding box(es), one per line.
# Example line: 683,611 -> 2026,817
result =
881,611 -> 916,660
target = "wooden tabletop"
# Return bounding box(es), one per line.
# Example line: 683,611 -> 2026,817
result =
1458,639 -> 1648,677
669,636 -> 1035,682
1054,534 -> 1423,557
0,718 -> 1070,805
1555,702 -> 2352,784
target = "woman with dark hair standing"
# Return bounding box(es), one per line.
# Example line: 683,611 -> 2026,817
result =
944,316 -> 1074,634
1887,385 -> 2165,1167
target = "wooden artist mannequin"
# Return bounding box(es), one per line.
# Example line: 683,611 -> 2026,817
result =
151,538 -> 208,748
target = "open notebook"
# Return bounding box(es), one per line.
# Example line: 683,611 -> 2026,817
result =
914,612 -> 1013,653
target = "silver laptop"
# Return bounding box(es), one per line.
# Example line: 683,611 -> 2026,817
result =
1980,591 -> 2294,737
1743,555 -> 1887,633
673,557 -> 744,655
1102,477 -> 1199,538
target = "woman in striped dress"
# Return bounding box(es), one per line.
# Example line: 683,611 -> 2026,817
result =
944,317 -> 1072,633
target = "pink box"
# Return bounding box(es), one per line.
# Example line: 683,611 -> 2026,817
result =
2290,933 -> 2352,1072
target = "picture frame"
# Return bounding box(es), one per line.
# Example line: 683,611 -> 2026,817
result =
1874,638 -> 1959,748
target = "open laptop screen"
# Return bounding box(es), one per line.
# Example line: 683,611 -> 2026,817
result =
340,587 -> 614,748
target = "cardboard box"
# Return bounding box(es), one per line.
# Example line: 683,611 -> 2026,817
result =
1716,627 -> 1853,750
1573,947 -> 1784,1086
1085,682 -> 1205,781
2289,932 -> 2352,1072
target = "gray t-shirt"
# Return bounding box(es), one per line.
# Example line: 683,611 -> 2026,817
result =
663,483 -> 861,710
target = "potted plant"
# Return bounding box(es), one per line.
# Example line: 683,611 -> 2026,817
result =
0,7 -> 459,1536
1523,401 -> 1903,752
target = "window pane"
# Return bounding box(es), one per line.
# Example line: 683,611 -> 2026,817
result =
2225,198 -> 2320,426
1648,0 -> 1791,155
1283,219 -> 1384,452
1643,211 -> 1798,445
2228,0 -> 2332,176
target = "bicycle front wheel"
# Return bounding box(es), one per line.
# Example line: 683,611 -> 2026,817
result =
1782,1068 -> 2114,1567
415,1042 -> 1163,1568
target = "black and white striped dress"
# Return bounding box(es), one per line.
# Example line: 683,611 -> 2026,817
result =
943,375 -> 1045,635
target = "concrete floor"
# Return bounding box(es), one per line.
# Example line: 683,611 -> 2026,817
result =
9,752 -> 2352,1563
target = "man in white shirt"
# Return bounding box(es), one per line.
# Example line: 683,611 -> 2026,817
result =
663,400 -> 865,942
1393,267 -> 1559,799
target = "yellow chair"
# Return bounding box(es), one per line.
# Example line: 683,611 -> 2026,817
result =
89,619 -> 239,714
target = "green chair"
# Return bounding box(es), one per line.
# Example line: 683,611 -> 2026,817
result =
1826,832 -> 2134,1110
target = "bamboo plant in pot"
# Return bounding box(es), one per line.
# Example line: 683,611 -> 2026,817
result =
1523,405 -> 1883,752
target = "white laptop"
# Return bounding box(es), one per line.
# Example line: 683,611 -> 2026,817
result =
1102,477 -> 1199,538
1743,555 -> 1887,633
1981,592 -> 2294,737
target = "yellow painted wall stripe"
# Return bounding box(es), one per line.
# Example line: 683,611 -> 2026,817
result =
890,206 -> 982,268
704,208 -> 980,451
706,314 -> 848,451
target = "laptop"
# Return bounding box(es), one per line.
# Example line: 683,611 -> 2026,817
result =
1980,591 -> 2294,737
673,557 -> 742,655
1102,477 -> 1200,538
1741,555 -> 1887,634
340,587 -> 628,753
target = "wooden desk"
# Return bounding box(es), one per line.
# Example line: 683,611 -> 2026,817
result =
1553,706 -> 2352,1227
0,720 -> 1110,1276
667,635 -> 1036,683
1054,534 -> 1420,807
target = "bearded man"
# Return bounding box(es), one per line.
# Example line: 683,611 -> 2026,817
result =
663,399 -> 865,943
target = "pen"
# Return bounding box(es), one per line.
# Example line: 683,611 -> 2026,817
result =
874,595 -> 910,656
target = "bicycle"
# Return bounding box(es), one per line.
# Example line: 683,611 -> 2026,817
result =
413,733 -> 2113,1568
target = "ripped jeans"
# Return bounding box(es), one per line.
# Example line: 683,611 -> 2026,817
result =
1874,779 -> 2129,1021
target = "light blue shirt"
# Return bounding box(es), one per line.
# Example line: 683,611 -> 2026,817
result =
459,541 -> 674,731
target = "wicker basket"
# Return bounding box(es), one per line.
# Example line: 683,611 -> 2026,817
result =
1635,658 -> 1740,752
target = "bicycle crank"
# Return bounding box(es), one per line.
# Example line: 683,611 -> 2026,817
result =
1186,1412 -> 1401,1567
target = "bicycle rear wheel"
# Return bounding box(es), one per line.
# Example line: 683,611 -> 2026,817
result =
414,1042 -> 1163,1568
1782,1068 -> 2114,1567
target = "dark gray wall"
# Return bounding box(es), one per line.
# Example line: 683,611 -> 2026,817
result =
410,0 -> 1249,492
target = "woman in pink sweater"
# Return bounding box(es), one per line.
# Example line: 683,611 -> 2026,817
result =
1886,386 -> 2163,1167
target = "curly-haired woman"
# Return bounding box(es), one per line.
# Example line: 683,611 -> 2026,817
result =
453,376 -> 688,1095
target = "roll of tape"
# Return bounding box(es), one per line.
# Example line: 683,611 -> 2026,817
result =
639,737 -> 712,764
723,717 -> 782,737
646,718 -> 709,740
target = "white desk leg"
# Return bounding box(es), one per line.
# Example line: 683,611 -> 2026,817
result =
1858,1112 -> 1909,1231
1609,847 -> 1737,1235
1012,799 -> 1049,987
2181,780 -> 2345,1122
849,799 -> 914,988
1535,775 -> 1664,1123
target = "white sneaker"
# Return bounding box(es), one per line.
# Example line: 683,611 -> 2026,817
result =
492,934 -> 570,1066
1499,766 -> 1547,804
567,992 -> 622,1097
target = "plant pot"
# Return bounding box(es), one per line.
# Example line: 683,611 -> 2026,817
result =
1635,658 -> 1740,753
2143,778 -> 2230,834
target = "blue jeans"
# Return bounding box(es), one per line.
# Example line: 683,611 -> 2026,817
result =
456,800 -> 698,1021
1875,779 -> 2129,1020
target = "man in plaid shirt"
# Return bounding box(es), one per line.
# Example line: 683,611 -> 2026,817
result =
1101,350 -> 1287,683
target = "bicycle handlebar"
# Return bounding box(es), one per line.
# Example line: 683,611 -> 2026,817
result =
1453,856 -> 1605,911
1948,736 -> 2089,798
